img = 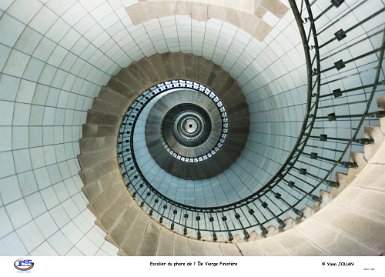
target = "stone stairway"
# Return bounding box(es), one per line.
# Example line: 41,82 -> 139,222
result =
233,94 -> 385,255
78,52 -> 385,255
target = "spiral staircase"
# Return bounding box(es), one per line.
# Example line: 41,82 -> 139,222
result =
0,0 -> 384,256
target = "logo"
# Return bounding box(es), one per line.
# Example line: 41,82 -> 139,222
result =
14,258 -> 34,271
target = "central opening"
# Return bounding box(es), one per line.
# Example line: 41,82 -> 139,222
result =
163,103 -> 212,148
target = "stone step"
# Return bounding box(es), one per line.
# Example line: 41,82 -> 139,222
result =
187,238 -> 205,256
294,217 -> 378,255
98,86 -> 131,108
203,241 -> 224,256
347,151 -> 368,177
266,225 -> 278,236
138,221 -> 162,256
78,147 -> 116,169
80,136 -> 116,153
82,170 -> 121,202
319,189 -> 332,207
283,217 -> 295,231
88,182 -> 126,216
97,193 -> 132,232
369,134 -> 385,164
364,125 -> 385,161
82,123 -> 118,138
301,205 -> 315,219
219,242 -> 241,256
107,77 -> 134,97
313,203 -> 385,254
79,160 -> 118,185
107,203 -> 139,247
377,95 -> 385,111
119,213 -> 150,255
86,110 -> 120,126
172,233 -> 189,256
155,227 -> 174,255
375,95 -> 385,134
91,97 -> 126,116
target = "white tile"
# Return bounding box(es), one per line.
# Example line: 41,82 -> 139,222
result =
62,199 -> 80,219
73,16 -> 95,35
95,249 -> 108,256
16,220 -> 44,252
29,105 -> 44,126
0,14 -> 25,47
16,79 -> 36,103
0,232 -> 27,255
42,126 -> 55,144
71,193 -> 88,211
33,167 -> 51,189
13,103 -> 31,126
72,211 -> 93,235
58,161 -> 71,179
43,107 -> 56,125
33,37 -> 56,61
3,49 -> 30,77
61,222 -> 83,244
90,2 -> 113,21
0,207 -> 14,238
23,58 -> 45,82
49,205 -> 70,228
34,212 -> 59,239
0,0 -> 13,11
12,126 -> 29,149
30,241 -> 58,255
0,101 -> 14,125
63,177 -> 79,196
15,27 -> 43,54
100,241 -> 118,255
46,0 -> 77,16
0,44 -> 11,72
43,145 -> 57,165
0,151 -> 16,178
47,230 -> 72,255
25,192 -> 47,218
29,147 -> 45,169
0,175 -> 22,205
7,0 -> 42,24
40,187 -> 60,209
29,6 -> 58,34
65,246 -> 84,256
46,18 -> 70,43
60,29 -> 81,51
79,0 -> 105,11
0,127 -> 12,151
30,126 -> 47,148
0,73 -> 20,101
47,45 -> 67,67
5,199 -> 32,229
76,235 -> 98,255
62,3 -> 87,25
86,226 -> 105,248
46,164 -> 62,184
52,181 -> 70,202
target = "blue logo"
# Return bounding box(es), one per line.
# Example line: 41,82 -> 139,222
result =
14,259 -> 34,271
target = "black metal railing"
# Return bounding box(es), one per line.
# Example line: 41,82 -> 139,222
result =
117,0 -> 385,241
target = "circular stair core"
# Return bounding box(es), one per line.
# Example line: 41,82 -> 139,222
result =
137,82 -> 242,180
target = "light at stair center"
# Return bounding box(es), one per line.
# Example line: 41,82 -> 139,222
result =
147,85 -> 228,165
169,104 -> 211,147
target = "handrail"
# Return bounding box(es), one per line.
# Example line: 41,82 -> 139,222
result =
116,0 -> 385,239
